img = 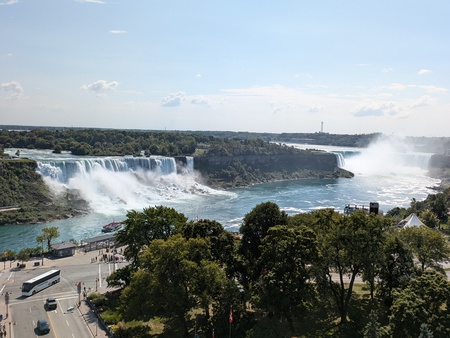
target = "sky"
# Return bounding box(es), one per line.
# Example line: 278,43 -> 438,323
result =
1,0 -> 450,137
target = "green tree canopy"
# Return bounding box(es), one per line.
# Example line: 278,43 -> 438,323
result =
119,235 -> 229,337
36,226 -> 60,251
239,201 -> 288,283
398,226 -> 450,272
389,270 -> 450,338
180,219 -> 236,276
313,210 -> 386,324
376,231 -> 415,309
255,225 -> 319,333
116,205 -> 188,266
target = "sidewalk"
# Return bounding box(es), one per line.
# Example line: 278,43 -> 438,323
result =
78,299 -> 110,338
53,249 -> 120,338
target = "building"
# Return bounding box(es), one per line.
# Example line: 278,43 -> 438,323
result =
51,241 -> 77,258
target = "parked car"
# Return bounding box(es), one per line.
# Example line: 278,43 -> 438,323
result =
45,297 -> 57,310
37,318 -> 50,334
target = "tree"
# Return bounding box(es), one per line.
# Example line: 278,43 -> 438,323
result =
36,226 -> 60,251
420,210 -> 440,229
106,265 -> 134,288
313,210 -> 386,324
255,225 -> 319,333
120,235 -> 229,337
363,310 -> 384,338
419,323 -> 434,338
17,249 -> 30,264
399,226 -> 450,272
180,219 -> 236,277
239,202 -> 288,283
115,205 -> 187,266
428,193 -> 448,223
376,231 -> 415,309
389,270 -> 450,338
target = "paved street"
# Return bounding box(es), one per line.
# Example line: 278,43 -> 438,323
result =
0,248 -> 127,338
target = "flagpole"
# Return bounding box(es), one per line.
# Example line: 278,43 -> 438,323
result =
229,307 -> 233,338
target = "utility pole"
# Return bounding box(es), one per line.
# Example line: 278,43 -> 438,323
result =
4,292 -> 10,318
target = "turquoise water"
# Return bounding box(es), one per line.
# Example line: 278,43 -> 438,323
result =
0,143 -> 440,253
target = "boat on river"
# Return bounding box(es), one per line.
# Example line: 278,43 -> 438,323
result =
101,222 -> 123,233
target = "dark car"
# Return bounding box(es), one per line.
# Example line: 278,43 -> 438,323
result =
37,318 -> 50,334
45,297 -> 57,310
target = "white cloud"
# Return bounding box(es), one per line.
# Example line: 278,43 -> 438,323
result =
195,74 -> 202,79
307,104 -> 322,113
0,0 -> 18,6
421,85 -> 447,93
0,81 -> 24,99
418,69 -> 432,75
161,92 -> 185,107
109,30 -> 127,34
386,83 -> 408,91
384,83 -> 447,94
409,95 -> 437,109
353,103 -> 400,117
81,80 -> 119,94
75,0 -> 105,3
190,96 -> 208,105
382,67 -> 394,73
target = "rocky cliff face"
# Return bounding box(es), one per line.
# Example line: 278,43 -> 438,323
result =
194,151 -> 338,173
428,154 -> 450,189
0,158 -> 88,225
429,154 -> 450,169
191,151 -> 353,189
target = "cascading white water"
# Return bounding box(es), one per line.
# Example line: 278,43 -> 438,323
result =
186,156 -> 194,173
334,153 -> 346,168
27,151 -> 220,215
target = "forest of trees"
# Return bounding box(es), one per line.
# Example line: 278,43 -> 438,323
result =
2,125 -> 450,153
92,196 -> 450,338
0,128 -> 304,157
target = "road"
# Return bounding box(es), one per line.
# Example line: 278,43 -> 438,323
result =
0,252 -> 127,338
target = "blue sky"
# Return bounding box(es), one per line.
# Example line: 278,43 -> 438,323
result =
1,0 -> 450,136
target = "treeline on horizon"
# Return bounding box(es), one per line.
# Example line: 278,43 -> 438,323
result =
0,127 -> 331,157
2,124 -> 450,153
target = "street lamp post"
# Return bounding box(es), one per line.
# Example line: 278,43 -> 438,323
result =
41,240 -> 44,266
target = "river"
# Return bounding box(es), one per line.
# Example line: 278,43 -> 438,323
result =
0,139 -> 440,253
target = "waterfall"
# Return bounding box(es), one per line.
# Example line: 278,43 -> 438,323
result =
334,153 -> 346,168
186,156 -> 194,173
36,156 -> 177,184
19,151 -> 221,215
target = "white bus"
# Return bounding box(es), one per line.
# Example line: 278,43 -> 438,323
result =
21,269 -> 61,296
